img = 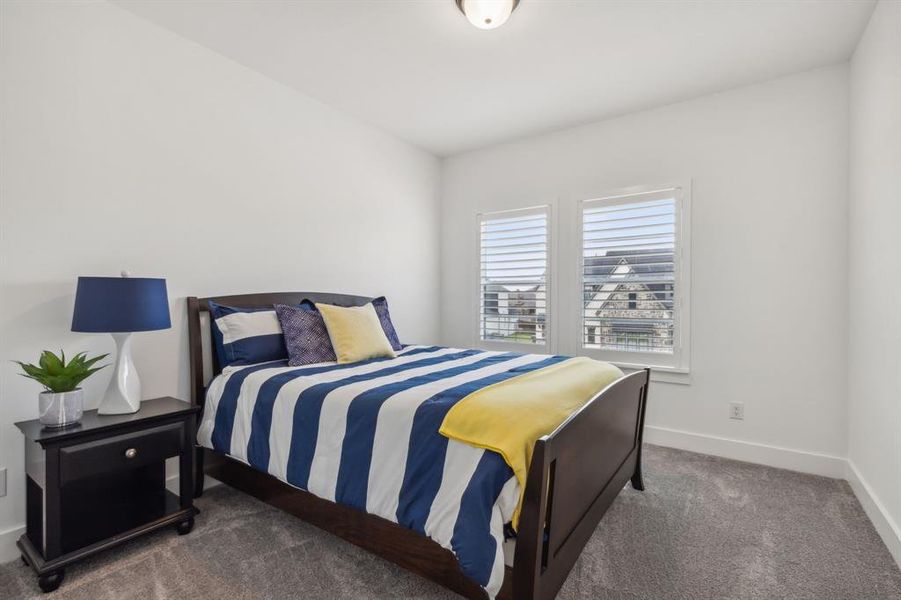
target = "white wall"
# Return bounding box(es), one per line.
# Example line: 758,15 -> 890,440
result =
0,0 -> 440,555
441,66 -> 850,473
848,0 -> 901,565
3,0 -> 895,571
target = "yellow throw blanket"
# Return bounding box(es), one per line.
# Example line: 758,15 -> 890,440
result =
438,356 -> 623,530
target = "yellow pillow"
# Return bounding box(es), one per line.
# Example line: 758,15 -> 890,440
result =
315,302 -> 396,364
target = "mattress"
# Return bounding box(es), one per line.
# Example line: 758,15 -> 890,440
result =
197,345 -> 572,597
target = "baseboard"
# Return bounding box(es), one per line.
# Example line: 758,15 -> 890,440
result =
645,425 -> 847,478
845,460 -> 901,569
0,524 -> 25,564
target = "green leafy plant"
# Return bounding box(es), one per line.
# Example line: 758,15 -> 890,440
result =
14,350 -> 108,394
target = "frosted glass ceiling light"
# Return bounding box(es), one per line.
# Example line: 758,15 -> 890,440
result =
456,0 -> 520,30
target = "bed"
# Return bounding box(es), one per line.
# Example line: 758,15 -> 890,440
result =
188,292 -> 649,600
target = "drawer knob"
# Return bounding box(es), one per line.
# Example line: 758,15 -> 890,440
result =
124,448 -> 138,459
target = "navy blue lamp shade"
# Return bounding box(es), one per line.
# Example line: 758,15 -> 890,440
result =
71,277 -> 171,333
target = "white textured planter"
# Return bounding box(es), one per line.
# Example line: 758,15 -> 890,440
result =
39,389 -> 84,428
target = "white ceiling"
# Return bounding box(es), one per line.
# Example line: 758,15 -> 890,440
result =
115,0 -> 875,156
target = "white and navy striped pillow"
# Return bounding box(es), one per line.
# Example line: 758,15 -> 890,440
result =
209,301 -> 288,368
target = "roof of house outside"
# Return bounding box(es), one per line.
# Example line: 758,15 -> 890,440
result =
583,249 -> 674,311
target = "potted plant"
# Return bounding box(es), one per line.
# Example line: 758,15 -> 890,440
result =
14,350 -> 108,428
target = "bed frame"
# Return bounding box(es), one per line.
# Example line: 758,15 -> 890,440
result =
187,292 -> 649,600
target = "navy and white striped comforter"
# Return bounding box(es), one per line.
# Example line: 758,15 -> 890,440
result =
197,345 -> 569,597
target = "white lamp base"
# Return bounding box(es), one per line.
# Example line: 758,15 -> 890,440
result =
97,332 -> 142,415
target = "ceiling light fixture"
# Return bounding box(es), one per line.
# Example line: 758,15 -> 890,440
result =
455,0 -> 520,30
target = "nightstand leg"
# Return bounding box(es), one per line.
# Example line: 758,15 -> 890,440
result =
38,569 -> 64,593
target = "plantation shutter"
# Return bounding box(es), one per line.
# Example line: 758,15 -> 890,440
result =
479,207 -> 549,345
581,190 -> 678,354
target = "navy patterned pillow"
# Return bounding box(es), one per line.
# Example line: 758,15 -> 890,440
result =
274,303 -> 337,366
371,296 -> 403,351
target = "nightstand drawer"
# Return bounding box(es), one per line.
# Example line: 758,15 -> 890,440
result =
59,422 -> 183,485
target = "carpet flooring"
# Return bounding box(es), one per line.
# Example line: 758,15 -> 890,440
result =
1,445 -> 899,599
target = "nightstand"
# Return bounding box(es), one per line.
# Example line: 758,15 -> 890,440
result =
15,397 -> 200,593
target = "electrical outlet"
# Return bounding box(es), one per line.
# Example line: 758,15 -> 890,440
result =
0,467 -> 6,497
729,402 -> 744,420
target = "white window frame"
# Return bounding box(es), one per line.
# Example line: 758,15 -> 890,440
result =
475,204 -> 553,353
576,183 -> 691,375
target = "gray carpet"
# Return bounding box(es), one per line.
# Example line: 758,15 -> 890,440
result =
1,445 -> 899,599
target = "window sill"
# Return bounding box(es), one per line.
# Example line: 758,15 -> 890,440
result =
476,339 -> 549,353
611,362 -> 691,385
472,342 -> 691,384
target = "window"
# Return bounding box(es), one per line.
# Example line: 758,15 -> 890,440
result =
479,207 -> 549,346
580,187 -> 689,370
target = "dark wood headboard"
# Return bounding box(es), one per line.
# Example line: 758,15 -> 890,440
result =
186,292 -> 373,408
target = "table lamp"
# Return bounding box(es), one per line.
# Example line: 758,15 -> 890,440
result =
71,273 -> 171,414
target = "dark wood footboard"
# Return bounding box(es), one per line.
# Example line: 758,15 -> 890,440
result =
512,369 -> 649,600
188,293 -> 649,600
